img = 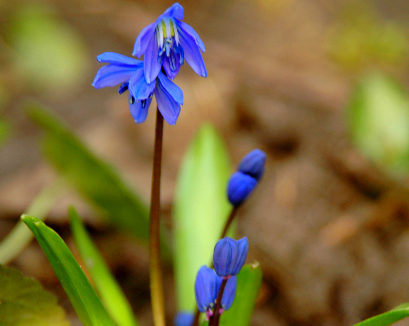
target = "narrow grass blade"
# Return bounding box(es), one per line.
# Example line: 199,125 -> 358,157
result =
22,215 -> 116,326
69,207 -> 139,326
353,303 -> 409,326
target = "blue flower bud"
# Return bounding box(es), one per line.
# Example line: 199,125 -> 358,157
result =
218,275 -> 237,310
213,237 -> 249,277
227,172 -> 257,206
238,149 -> 266,181
195,266 -> 218,312
174,312 -> 194,326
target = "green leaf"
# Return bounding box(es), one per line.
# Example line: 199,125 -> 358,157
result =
0,120 -> 11,147
26,103 -> 150,241
348,73 -> 409,175
0,180 -> 65,264
69,207 -> 139,326
0,264 -> 69,326
22,215 -> 116,326
219,263 -> 263,326
173,124 -> 232,311
353,303 -> 409,326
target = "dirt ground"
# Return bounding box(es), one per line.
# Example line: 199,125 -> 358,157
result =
2,0 -> 409,325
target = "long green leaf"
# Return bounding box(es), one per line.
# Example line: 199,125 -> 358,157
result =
69,207 -> 139,326
353,303 -> 409,326
26,104 -> 150,241
173,124 -> 232,311
0,264 -> 69,326
220,263 -> 262,326
22,215 -> 116,326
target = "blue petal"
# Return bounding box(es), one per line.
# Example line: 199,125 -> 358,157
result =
213,238 -> 236,277
227,172 -> 257,207
92,65 -> 136,88
158,72 -> 183,104
162,3 -> 184,20
162,54 -> 181,80
195,266 -> 217,313
144,34 -> 162,84
176,20 -> 205,52
133,22 -> 156,57
238,149 -> 266,181
221,276 -> 237,310
129,93 -> 152,124
154,79 -> 181,125
232,237 -> 248,275
177,25 -> 207,77
96,52 -> 142,66
128,68 -> 156,100
174,312 -> 194,326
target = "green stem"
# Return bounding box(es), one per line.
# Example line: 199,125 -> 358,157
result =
149,108 -> 166,326
0,179 -> 65,264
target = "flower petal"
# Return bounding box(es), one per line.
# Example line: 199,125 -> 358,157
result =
176,20 -> 205,52
154,78 -> 182,125
195,266 -> 217,313
129,93 -> 152,124
221,276 -> 237,310
213,238 -> 236,277
178,26 -> 207,77
174,312 -> 194,326
162,3 -> 184,20
232,237 -> 249,275
92,65 -> 136,88
96,52 -> 142,66
238,149 -> 266,181
128,68 -> 156,100
162,54 -> 181,80
144,34 -> 162,84
158,72 -> 183,104
133,22 -> 156,57
227,172 -> 257,207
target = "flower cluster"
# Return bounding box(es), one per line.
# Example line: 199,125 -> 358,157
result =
92,3 -> 206,125
227,149 -> 266,206
194,237 -> 249,320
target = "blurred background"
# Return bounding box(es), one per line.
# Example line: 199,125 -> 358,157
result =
2,0 -> 409,325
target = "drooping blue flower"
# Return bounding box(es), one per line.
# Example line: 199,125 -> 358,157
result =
227,149 -> 266,206
194,266 -> 237,318
174,312 -> 194,326
238,149 -> 266,181
213,237 -> 249,277
227,172 -> 258,206
92,52 -> 183,125
133,3 -> 207,83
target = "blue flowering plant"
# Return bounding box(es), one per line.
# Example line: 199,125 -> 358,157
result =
1,3 -> 270,326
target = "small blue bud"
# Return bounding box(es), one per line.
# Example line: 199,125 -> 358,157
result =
213,237 -> 249,277
195,266 -> 218,313
218,275 -> 237,310
174,312 -> 194,326
238,149 -> 266,181
227,172 -> 257,206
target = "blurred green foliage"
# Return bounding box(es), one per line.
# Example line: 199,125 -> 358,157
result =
353,302 -> 409,326
0,264 -> 69,326
6,2 -> 88,96
347,72 -> 409,175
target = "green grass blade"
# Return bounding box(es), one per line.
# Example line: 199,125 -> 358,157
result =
22,215 -> 116,326
0,180 -> 65,264
173,124 -> 232,311
69,207 -> 139,326
353,303 -> 409,326
219,263 -> 263,326
26,103 -> 150,241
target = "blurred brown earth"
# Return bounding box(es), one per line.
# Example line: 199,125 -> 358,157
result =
2,0 -> 409,325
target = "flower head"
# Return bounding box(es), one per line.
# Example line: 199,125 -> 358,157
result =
174,312 -> 194,326
133,3 -> 206,83
194,266 -> 237,319
92,52 -> 183,125
213,237 -> 249,277
227,149 -> 266,206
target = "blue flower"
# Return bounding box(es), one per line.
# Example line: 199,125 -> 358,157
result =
238,149 -> 266,181
227,172 -> 258,206
174,312 -> 194,326
227,149 -> 266,206
194,266 -> 237,318
213,237 -> 249,277
92,52 -> 183,125
133,3 -> 207,83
